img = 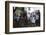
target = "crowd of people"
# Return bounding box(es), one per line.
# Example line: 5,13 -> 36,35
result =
13,7 -> 40,28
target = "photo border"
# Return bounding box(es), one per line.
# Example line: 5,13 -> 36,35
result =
5,1 -> 45,34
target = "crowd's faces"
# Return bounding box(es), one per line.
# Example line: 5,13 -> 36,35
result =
13,7 -> 40,23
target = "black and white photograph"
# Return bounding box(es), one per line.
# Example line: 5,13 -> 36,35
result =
13,7 -> 40,28
5,1 -> 45,34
